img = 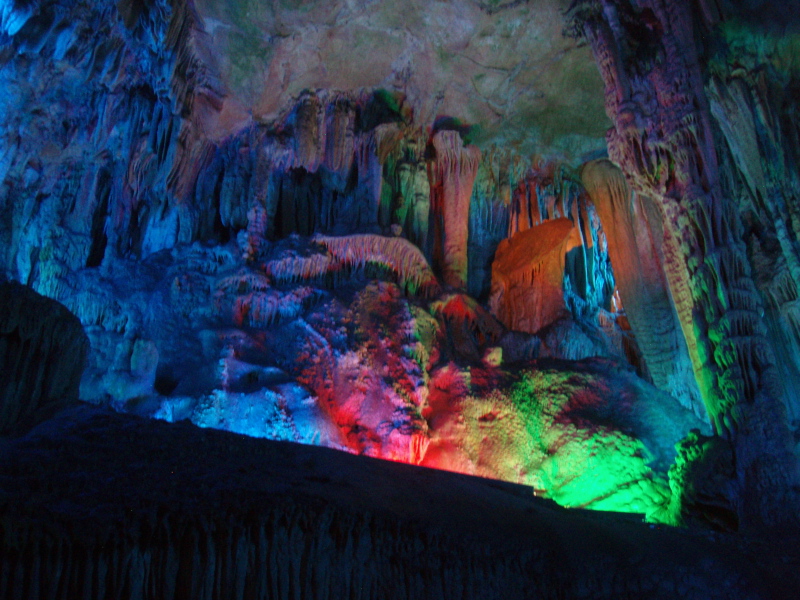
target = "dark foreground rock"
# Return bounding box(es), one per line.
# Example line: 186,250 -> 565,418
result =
0,283 -> 88,434
0,404 -> 797,600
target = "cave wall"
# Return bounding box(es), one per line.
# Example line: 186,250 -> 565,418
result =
0,0 -> 617,311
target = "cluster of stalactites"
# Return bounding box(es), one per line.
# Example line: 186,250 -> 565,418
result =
504,160 -> 614,313
261,234 -> 441,298
574,0 -> 799,526
707,73 -> 800,422
428,131 -> 481,289
287,90 -> 405,175
197,90 -> 434,246
203,93 -> 488,292
0,0 -> 225,286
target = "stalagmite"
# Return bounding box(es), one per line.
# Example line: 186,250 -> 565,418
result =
429,130 -> 481,289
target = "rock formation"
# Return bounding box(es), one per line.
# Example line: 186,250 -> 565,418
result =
489,218 -> 580,334
582,159 -> 703,417
3,403 -> 796,600
429,130 -> 481,289
0,282 -> 88,433
568,0 -> 800,526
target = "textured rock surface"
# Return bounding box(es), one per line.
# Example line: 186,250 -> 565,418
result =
582,159 -> 703,418
0,282 -> 88,433
429,130 -> 480,289
423,358 -> 707,517
490,218 -> 580,334
192,0 -> 610,155
19,229 -> 692,513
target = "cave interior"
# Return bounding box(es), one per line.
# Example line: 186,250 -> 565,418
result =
2,0 -> 800,597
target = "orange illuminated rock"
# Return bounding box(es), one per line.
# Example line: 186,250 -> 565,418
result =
489,218 -> 581,334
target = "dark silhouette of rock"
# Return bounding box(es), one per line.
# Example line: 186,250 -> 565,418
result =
0,282 -> 88,433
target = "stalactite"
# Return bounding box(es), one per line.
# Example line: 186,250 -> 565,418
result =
323,95 -> 356,175
466,145 -> 523,299
353,129 -> 385,231
429,130 -> 481,289
293,91 -> 326,172
381,129 -> 431,257
582,159 -> 703,417
570,0 -> 799,527
708,74 -> 800,420
316,234 -> 440,297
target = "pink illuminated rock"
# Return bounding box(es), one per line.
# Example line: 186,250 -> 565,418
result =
429,130 -> 481,289
289,281 -> 432,463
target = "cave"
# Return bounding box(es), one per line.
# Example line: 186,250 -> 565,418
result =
2,0 -> 800,597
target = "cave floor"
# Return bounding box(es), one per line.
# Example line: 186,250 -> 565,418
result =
1,403 -> 798,599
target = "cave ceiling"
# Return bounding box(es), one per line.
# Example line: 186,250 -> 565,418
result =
192,0 -> 610,157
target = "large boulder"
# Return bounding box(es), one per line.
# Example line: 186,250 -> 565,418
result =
422,358 -> 709,518
489,218 -> 581,334
0,282 -> 89,433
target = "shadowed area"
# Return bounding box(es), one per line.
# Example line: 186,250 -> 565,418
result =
1,403 -> 798,599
